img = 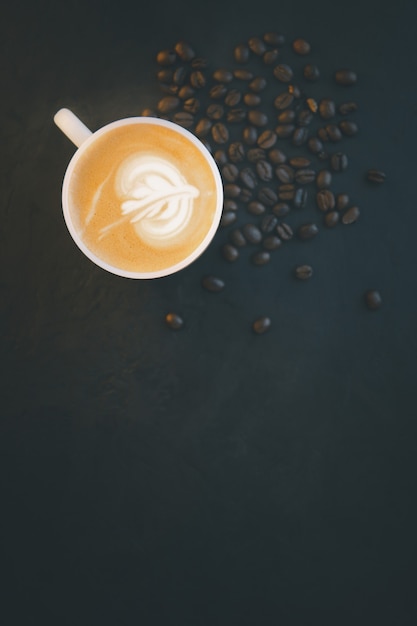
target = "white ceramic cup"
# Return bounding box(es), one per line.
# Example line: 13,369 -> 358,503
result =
54,108 -> 224,279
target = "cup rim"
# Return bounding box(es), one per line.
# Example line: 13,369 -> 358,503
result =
62,116 -> 224,279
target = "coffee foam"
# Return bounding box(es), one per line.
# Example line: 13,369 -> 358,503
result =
67,122 -> 219,274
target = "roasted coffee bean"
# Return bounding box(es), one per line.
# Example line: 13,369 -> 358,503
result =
263,49 -> 279,65
207,103 -> 224,119
303,64 -> 320,81
338,101 -> 358,115
249,77 -> 267,92
201,275 -> 225,292
258,187 -> 278,206
248,110 -> 268,127
277,109 -> 296,123
157,95 -> 180,113
317,127 -> 330,142
276,222 -> 293,240
272,202 -> 290,217
253,316 -> 271,334
339,120 -> 358,136
248,36 -> 267,55
276,124 -> 295,139
227,108 -> 247,123
228,142 -> 245,162
157,68 -> 173,83
307,137 -> 323,154
225,89 -> 242,107
298,222 -> 319,240
367,169 -> 386,184
274,92 -> 294,110
316,189 -> 335,212
243,223 -> 262,244
257,130 -> 277,149
158,83 -> 179,95
294,264 -> 313,280
247,148 -> 266,162
252,250 -> 271,265
324,210 -> 339,227
140,108 -> 156,117
190,70 -> 206,89
297,109 -> 314,126
278,184 -> 295,200
183,97 -> 200,114
330,152 -> 348,172
256,159 -> 273,181
268,149 -> 287,164
292,38 -> 311,55
288,84 -> 302,98
195,118 -> 212,137
173,66 -> 188,85
263,31 -> 285,46
276,164 -> 295,183
178,85 -> 195,99
260,214 -> 278,233
173,111 -> 194,127
318,98 -> 336,120
241,189 -> 253,203
364,289 -> 382,310
156,49 -> 176,66
326,124 -> 343,142
222,163 -> 239,182
306,97 -> 318,113
209,84 -> 227,99
234,43 -> 250,63
229,228 -> 247,247
224,183 -> 241,198
224,199 -> 238,211
335,68 -> 357,85
234,68 -> 254,80
263,235 -> 282,250
243,93 -> 261,107
336,193 -> 349,211
243,126 -> 258,145
295,168 -> 316,184
220,211 -> 237,227
290,156 -> 311,169
273,64 -> 294,82
240,167 -> 258,189
174,40 -> 195,62
211,122 -> 229,143
165,312 -> 184,329
191,57 -> 209,69
248,200 -> 266,215
213,68 -> 233,83
222,243 -> 239,262
293,187 -> 308,208
214,150 -> 227,166
292,126 -> 309,146
316,169 -> 332,189
342,206 -> 360,224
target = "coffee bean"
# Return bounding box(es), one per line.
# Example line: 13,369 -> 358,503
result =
364,289 -> 382,310
195,118 -> 212,137
263,32 -> 285,46
278,109 -> 296,123
140,108 -> 156,117
229,228 -> 247,247
256,130 -> 277,150
224,199 -> 238,211
338,101 -> 358,115
249,77 -> 267,93
252,250 -> 271,266
318,98 -> 336,120
214,150 -> 227,166
240,167 -> 258,189
339,120 -> 358,136
292,38 -> 311,55
159,83 -> 179,95
191,57 -> 209,69
226,108 -> 247,123
297,222 -> 319,240
157,68 -> 173,83
165,312 -> 184,330
274,92 -> 294,110
293,187 -> 308,208
234,69 -> 254,80
263,49 -> 279,65
174,40 -> 195,62
248,36 -> 267,55
278,184 -> 295,201
325,124 -> 343,142
335,68 -> 357,85
297,109 -> 314,126
324,210 -> 339,227
183,97 -> 200,114
228,142 -> 245,162
248,110 -> 268,127
294,264 -> 313,280
263,235 -> 282,250
211,122 -> 229,143
173,66 -> 189,86
240,187 -> 253,202
220,211 -> 237,227
330,152 -> 348,172
201,275 -> 225,292
190,70 -> 206,89
234,43 -> 250,63
276,222 -> 293,240
290,156 -> 311,168
276,164 -> 295,184
317,127 -> 330,142
243,93 -> 261,107
268,149 -> 287,165
316,169 -> 332,189
173,111 -> 194,127
260,214 -> 278,233
207,103 -> 224,119
276,124 -> 295,139
258,187 -> 278,206
288,84 -> 302,98
157,95 -> 180,114
295,168 -> 316,184
307,137 -> 323,154
222,163 -> 239,182
303,64 -> 320,81
243,126 -> 258,145
213,68 -> 233,83
209,84 -> 227,99
256,159 -> 273,181
253,316 -> 271,334
367,169 -> 386,184
156,49 -> 176,66
306,98 -> 318,113
248,200 -> 266,215
224,183 -> 241,198
225,89 -> 242,107
316,189 -> 335,212
222,243 -> 239,261
273,64 -> 294,82
292,126 -> 309,146
243,223 -> 262,244
342,206 -> 360,224
272,202 -> 290,217
336,193 -> 349,211
247,148 -> 266,162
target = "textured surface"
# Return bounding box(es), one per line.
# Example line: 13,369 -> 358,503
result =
1,0 -> 417,624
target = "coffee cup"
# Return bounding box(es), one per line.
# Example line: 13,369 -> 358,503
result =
54,108 -> 223,278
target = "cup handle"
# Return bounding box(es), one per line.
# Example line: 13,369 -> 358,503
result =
54,108 -> 93,148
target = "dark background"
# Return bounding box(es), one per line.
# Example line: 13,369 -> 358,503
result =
1,0 -> 417,624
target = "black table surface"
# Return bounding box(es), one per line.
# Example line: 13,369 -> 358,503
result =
1,0 -> 417,624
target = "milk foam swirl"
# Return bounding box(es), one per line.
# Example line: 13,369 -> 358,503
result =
99,154 -> 200,246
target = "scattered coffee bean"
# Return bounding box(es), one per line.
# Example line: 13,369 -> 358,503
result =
278,109 -> 296,123
191,57 -> 209,69
195,118 -> 212,137
336,193 -> 349,211
222,243 -> 239,261
234,43 -> 250,63
273,64 -> 294,82
256,130 -> 277,149
229,228 -> 247,247
292,38 -> 311,55
276,124 -> 296,139
240,167 -> 258,189
140,108 -> 156,117
228,142 -> 245,162
307,137 -> 324,154
248,201 -> 266,215
367,169 -> 386,184
295,168 -> 316,184
258,187 -> 278,206
224,183 -> 241,198
276,164 -> 295,183
342,206 -> 360,224
239,188 -> 253,203
297,222 -> 319,240
248,36 -> 267,56
293,187 -> 308,208
263,49 -> 279,65
222,163 -> 239,182
338,101 -> 358,115
278,184 -> 295,201
303,64 -> 320,81
268,149 -> 287,164
211,122 -> 229,143
330,152 -> 348,172
297,109 -> 314,126
224,199 -> 238,211
263,32 -> 285,46
243,93 -> 261,106
201,275 -> 225,292
165,312 -> 184,330
364,289 -> 382,310
242,223 -> 262,244
243,126 -> 259,145
157,68 -> 173,83
252,250 -> 271,265
183,97 -> 200,114
294,264 -> 313,280
276,222 -> 293,240
292,126 -> 309,146
225,89 -> 242,107
256,159 -> 273,181
156,49 -> 176,66
248,110 -> 268,127
190,70 -> 206,88
316,169 -> 332,189
173,111 -> 194,127
339,120 -> 358,136
274,92 -> 294,110
220,211 -> 237,227
306,98 -> 318,113
157,95 -> 180,114
326,124 -> 343,142
174,40 -> 195,61
334,68 -> 357,85
316,189 -> 335,212
324,210 -> 339,227
234,68 -> 254,80
260,214 -> 279,233
318,98 -> 336,120
247,148 -> 266,162
173,66 -> 189,86
207,103 -> 224,119
272,202 -> 290,217
209,84 -> 227,99
249,77 -> 267,92
213,68 -> 233,83
289,156 -> 311,168
263,235 -> 282,250
288,84 -> 302,98
226,108 -> 247,123
252,316 -> 272,334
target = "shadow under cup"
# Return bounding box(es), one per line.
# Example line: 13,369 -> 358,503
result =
62,117 -> 224,279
